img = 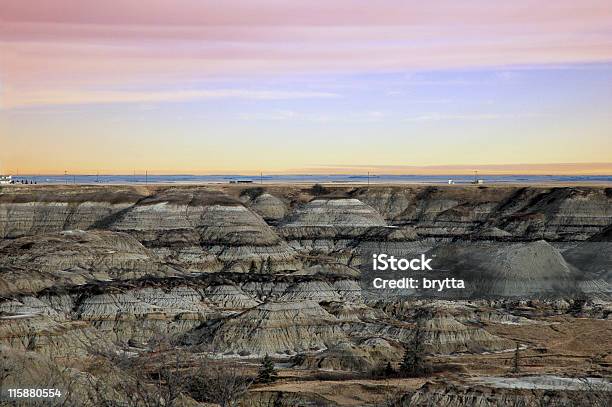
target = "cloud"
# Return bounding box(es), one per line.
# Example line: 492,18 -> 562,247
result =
238,110 -> 392,123
2,1 -> 611,28
403,113 -> 542,122
495,71 -> 521,81
1,1 -> 611,95
1,1 -> 611,109
239,110 -> 303,121
2,88 -> 340,109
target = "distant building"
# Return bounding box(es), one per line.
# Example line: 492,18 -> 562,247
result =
448,179 -> 454,184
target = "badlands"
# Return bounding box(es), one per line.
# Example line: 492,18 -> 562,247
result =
0,184 -> 610,406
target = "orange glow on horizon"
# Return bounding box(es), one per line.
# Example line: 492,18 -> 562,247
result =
6,163 -> 612,177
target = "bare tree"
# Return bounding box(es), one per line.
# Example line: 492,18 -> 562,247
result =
186,360 -> 253,407
82,332 -> 252,407
83,338 -> 193,407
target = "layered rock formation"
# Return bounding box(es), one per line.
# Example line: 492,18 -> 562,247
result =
106,188 -> 300,273
200,300 -> 347,355
240,190 -> 288,221
353,186 -> 612,241
294,337 -> 402,372
407,377 -> 612,407
429,240 -> 581,297
3,185 -> 610,243
0,184 -> 610,405
0,229 -> 171,295
0,186 -> 145,238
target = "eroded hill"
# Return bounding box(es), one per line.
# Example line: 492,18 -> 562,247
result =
0,184 -> 610,406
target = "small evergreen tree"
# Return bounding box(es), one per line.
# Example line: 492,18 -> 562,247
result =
384,361 -> 395,377
400,323 -> 428,377
249,261 -> 257,273
511,342 -> 521,373
256,354 -> 278,384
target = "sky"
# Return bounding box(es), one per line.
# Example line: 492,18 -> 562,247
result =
1,0 -> 611,175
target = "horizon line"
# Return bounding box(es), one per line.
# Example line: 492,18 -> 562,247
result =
6,162 -> 612,177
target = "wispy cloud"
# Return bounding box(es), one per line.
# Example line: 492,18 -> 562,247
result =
238,110 -> 327,122
238,110 -> 392,123
403,113 -> 543,122
2,88 -> 340,109
2,0 -> 611,97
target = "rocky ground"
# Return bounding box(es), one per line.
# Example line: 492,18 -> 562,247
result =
0,183 -> 610,406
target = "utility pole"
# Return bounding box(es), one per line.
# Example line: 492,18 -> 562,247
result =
260,172 -> 263,184
474,170 -> 478,183
64,170 -> 67,185
145,170 -> 148,184
367,171 -> 370,185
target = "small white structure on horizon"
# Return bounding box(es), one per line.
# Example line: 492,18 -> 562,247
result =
448,179 -> 455,184
0,175 -> 12,185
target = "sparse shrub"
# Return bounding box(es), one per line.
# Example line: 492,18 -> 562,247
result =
290,353 -> 306,366
311,184 -> 329,195
568,297 -> 587,315
368,361 -> 396,379
240,187 -> 265,200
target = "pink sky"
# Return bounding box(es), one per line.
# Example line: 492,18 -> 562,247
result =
2,0 -> 612,108
1,1 -> 611,174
